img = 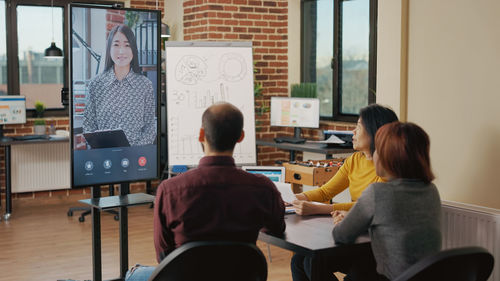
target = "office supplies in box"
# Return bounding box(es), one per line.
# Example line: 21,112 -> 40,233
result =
283,159 -> 344,187
323,130 -> 353,148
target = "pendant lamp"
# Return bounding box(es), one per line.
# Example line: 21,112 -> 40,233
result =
44,0 -> 63,57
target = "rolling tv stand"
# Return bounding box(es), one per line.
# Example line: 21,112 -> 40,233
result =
67,185 -> 119,222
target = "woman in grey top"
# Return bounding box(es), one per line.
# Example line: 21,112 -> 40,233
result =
332,122 -> 442,280
83,24 -> 156,147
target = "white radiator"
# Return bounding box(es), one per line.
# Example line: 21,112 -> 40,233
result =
442,200 -> 500,281
11,142 -> 70,193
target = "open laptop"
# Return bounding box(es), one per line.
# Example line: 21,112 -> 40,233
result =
83,129 -> 130,149
242,166 -> 285,183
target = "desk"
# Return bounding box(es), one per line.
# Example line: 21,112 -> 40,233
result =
1,137 -> 69,220
256,139 -> 354,161
258,214 -> 370,281
80,186 -> 155,281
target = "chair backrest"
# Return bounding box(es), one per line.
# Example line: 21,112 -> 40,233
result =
393,246 -> 495,281
148,241 -> 268,281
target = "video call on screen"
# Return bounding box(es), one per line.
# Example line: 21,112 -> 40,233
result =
70,5 -> 160,187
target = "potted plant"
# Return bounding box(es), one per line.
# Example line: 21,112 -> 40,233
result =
33,101 -> 46,135
290,82 -> 317,98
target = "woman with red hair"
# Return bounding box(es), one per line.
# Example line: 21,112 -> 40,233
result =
332,122 -> 442,280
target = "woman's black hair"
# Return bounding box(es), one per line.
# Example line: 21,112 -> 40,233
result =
104,25 -> 140,74
359,104 -> 399,155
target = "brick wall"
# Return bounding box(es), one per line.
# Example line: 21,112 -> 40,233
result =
183,0 -> 294,165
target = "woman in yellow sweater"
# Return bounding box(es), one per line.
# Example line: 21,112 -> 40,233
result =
292,104 -> 399,215
291,104 -> 398,281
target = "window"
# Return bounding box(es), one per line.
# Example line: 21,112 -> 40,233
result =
0,0 -> 6,95
302,0 -> 377,122
17,5 -> 64,109
2,0 -> 120,115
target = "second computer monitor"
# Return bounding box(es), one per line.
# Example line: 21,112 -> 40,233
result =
270,97 -> 320,129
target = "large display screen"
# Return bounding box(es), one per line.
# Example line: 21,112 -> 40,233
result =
70,5 -> 160,187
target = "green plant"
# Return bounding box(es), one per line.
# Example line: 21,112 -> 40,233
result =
125,11 -> 140,29
34,119 -> 46,126
253,62 -> 269,131
34,101 -> 45,118
291,83 -> 317,98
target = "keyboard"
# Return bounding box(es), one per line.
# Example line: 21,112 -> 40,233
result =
274,137 -> 306,144
13,135 -> 49,141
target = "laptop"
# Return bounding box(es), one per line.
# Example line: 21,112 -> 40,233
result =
241,166 -> 285,183
242,166 -> 295,214
83,129 -> 130,149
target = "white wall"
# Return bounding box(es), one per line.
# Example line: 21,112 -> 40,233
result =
164,0 -> 183,41
378,0 -> 500,209
289,0 -> 301,91
376,0 -> 404,118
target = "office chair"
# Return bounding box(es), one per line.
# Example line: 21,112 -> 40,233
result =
67,186 -> 119,222
148,241 -> 268,281
393,246 -> 494,281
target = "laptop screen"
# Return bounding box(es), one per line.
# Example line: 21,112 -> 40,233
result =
242,166 -> 285,183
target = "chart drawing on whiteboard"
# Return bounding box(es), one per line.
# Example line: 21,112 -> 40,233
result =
166,42 -> 257,167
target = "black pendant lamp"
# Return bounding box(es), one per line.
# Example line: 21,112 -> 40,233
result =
44,0 -> 63,58
45,42 -> 63,57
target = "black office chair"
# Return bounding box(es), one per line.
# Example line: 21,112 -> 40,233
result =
393,246 -> 494,281
148,241 -> 268,281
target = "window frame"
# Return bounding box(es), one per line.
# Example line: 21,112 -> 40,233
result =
3,0 -> 122,117
301,0 -> 378,122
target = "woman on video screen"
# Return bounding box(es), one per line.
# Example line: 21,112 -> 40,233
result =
82,24 -> 156,147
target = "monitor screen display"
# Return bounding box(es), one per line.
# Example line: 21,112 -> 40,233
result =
270,97 -> 320,128
242,166 -> 285,183
0,96 -> 26,125
70,5 -> 160,187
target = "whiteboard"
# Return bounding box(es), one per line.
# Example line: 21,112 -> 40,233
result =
165,42 -> 257,166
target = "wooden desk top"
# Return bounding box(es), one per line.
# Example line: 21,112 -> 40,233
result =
79,193 -> 155,210
256,138 -> 354,155
259,214 -> 370,257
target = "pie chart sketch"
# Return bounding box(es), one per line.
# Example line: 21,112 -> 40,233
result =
175,55 -> 208,85
219,53 -> 247,82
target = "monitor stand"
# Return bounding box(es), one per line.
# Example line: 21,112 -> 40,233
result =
0,125 -> 13,142
274,127 -> 306,144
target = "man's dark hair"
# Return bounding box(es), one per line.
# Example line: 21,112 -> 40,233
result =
104,25 -> 140,74
359,104 -> 399,155
202,103 -> 243,152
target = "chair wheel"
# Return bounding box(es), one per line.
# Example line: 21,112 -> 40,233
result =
79,216 -> 85,222
67,211 -> 73,217
114,215 -> 120,221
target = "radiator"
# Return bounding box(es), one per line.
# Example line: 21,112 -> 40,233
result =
11,142 -> 70,193
442,200 -> 500,281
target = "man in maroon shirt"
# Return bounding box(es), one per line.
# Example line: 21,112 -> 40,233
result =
125,102 -> 286,281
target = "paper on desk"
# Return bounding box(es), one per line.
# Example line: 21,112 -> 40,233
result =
274,182 -> 297,204
306,134 -> 345,144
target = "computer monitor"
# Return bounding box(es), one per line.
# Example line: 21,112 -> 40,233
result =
270,97 -> 320,143
0,96 -> 26,142
242,166 -> 285,183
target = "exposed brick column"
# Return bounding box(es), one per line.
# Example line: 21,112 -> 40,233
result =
183,0 -> 291,165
